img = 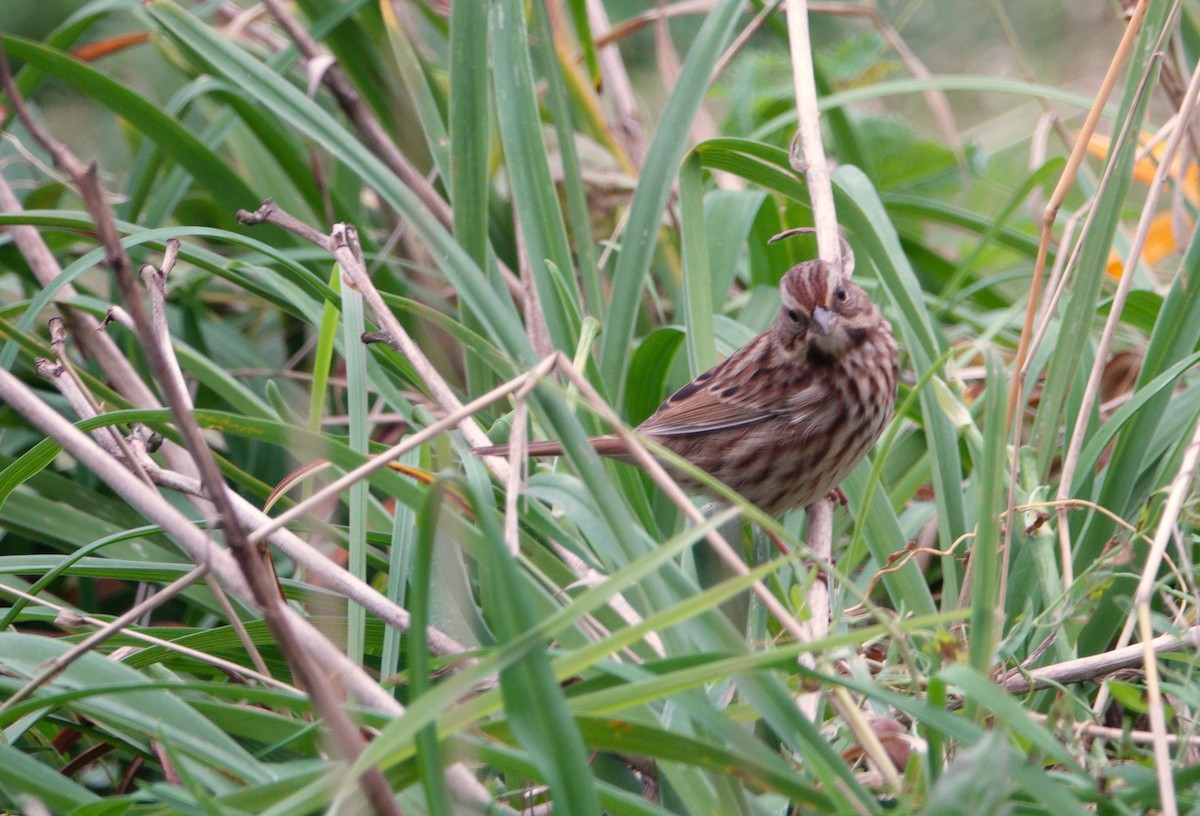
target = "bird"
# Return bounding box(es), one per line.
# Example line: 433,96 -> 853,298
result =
475,259 -> 899,516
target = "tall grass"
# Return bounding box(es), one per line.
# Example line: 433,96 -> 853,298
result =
0,1 -> 1197,813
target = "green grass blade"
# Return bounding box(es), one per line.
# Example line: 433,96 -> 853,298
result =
1,36 -> 256,221
491,0 -> 580,351
967,349 -> 1007,678
598,0 -> 744,398
678,153 -> 716,374
465,477 -> 601,815
410,483 -> 454,815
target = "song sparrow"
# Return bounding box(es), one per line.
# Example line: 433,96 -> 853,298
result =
476,259 -> 899,516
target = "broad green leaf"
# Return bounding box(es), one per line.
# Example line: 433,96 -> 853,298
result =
0,633 -> 274,785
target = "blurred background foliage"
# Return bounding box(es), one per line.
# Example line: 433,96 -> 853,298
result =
1,1 -> 1198,814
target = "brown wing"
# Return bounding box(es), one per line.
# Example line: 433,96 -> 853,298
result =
636,333 -> 794,437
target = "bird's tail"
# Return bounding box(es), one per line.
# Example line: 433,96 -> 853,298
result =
471,436 -> 627,458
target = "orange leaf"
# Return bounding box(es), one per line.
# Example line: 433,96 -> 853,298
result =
71,33 -> 151,62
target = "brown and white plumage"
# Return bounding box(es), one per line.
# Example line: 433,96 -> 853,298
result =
476,260 -> 899,516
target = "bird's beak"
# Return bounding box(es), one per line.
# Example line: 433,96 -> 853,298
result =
811,305 -> 834,334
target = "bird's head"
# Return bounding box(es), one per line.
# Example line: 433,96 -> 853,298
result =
775,260 -> 881,363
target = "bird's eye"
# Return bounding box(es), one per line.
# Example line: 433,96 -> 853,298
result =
834,286 -> 848,302
786,308 -> 801,323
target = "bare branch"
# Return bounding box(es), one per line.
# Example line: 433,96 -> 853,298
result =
1001,625 -> 1200,695
0,48 -> 408,815
238,198 -> 334,249
238,199 -> 511,481
256,0 -> 454,232
785,0 -> 840,271
0,566 -> 210,718
0,366 -> 492,806
0,583 -> 296,691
